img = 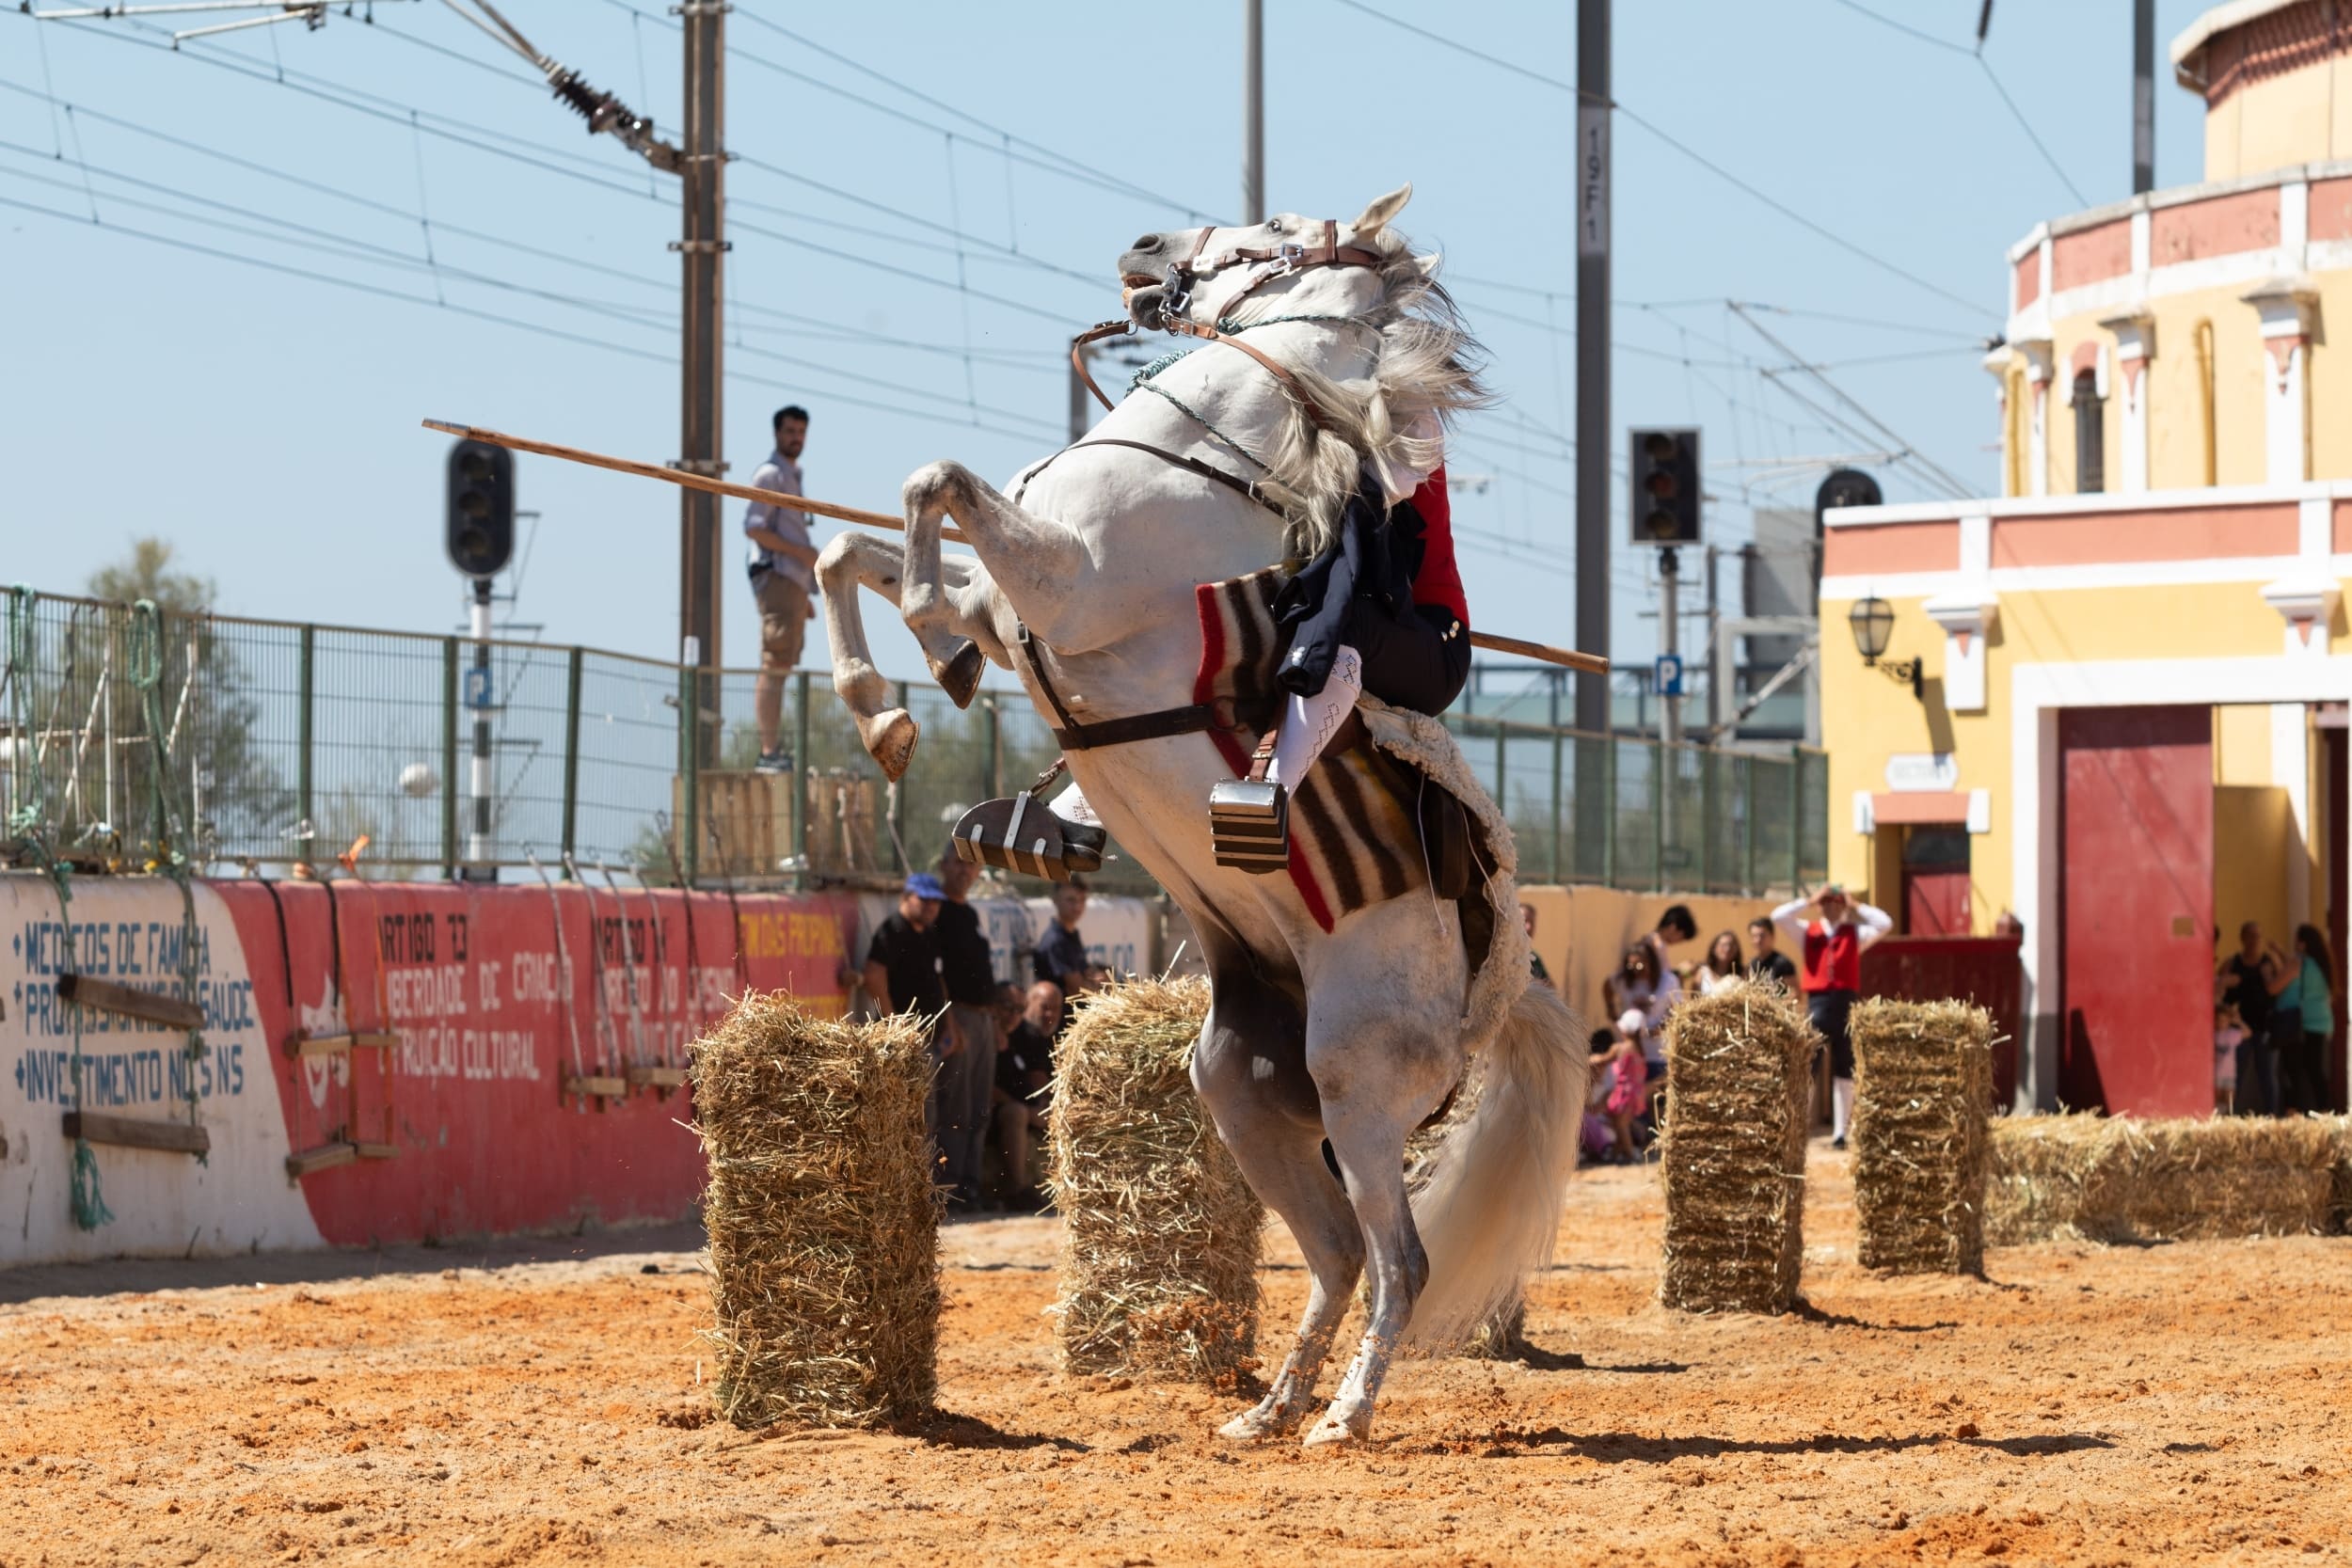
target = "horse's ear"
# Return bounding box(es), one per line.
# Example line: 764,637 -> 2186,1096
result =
1351,182 -> 1413,237
1411,251 -> 1442,279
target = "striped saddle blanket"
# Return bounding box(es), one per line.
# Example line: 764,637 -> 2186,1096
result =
1192,568 -> 1439,933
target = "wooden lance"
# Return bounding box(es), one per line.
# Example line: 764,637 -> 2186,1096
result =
422,419 -> 1612,674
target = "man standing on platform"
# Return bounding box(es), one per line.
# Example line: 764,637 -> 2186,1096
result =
1771,883 -> 1892,1150
743,404 -> 818,774
931,852 -> 1000,1212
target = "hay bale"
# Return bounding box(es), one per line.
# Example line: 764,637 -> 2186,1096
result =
1658,987 -> 1816,1314
1850,999 -> 1994,1275
1983,1113 -> 2105,1244
1987,1114 -> 2337,1244
1048,975 -> 1263,1385
691,994 -> 939,1430
2325,1116 -> 2352,1233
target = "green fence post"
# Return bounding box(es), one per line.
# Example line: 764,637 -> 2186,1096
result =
1649,738 -> 1665,893
295,623 -> 314,839
792,671 -> 811,885
1602,737 -> 1618,888
891,679 -> 910,872
1742,752 -> 1758,895
1549,730 -> 1564,884
1789,744 -> 1804,894
983,694 -> 1001,800
1493,724 -> 1507,820
439,638 -> 457,879
678,660 -> 699,887
1698,746 -> 1715,893
560,646 -> 582,867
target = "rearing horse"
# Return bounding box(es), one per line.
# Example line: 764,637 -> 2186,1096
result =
818,185 -> 1586,1447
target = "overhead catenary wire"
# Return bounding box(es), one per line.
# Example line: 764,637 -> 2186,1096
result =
1325,0 -> 1989,321
1729,303 -> 1976,498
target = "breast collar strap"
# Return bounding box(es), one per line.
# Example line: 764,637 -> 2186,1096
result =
1014,622 -> 1245,753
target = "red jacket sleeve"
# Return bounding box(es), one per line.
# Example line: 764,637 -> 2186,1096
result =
1407,467 -> 1469,627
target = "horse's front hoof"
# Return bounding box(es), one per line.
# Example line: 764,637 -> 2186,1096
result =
1301,1402 -> 1373,1449
858,707 -> 919,782
1217,1401 -> 1303,1443
932,640 -> 985,710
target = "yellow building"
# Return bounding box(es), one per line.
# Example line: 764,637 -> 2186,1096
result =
1820,0 -> 2351,1116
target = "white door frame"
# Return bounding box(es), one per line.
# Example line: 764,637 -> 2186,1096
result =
2010,655 -> 2352,1110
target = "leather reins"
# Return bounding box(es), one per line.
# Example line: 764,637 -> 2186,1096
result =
1071,216 -> 1384,431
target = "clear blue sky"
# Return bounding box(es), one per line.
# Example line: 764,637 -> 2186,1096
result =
0,1 -> 2212,681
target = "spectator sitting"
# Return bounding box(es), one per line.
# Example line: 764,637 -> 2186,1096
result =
1033,879 -> 1104,1027
1746,916 -> 1798,990
1695,930 -> 1746,996
992,981 -> 1062,1211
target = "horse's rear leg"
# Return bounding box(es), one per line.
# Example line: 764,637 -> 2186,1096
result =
1300,917 -> 1466,1447
1188,964 -> 1361,1441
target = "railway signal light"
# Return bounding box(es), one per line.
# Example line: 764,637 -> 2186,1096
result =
444,438 -> 516,579
1628,427 -> 1701,546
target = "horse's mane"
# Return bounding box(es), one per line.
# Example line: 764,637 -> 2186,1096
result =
1217,227 -> 1492,561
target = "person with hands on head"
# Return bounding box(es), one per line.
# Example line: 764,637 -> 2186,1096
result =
1771,882 -> 1892,1150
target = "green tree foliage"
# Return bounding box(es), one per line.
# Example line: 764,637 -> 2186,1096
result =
47,539 -> 296,863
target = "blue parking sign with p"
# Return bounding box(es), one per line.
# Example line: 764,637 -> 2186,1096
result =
1654,654 -> 1684,697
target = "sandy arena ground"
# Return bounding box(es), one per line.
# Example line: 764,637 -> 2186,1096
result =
3,1145 -> 2347,1567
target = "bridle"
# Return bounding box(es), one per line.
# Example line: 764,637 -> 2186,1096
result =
1069,216 -> 1386,429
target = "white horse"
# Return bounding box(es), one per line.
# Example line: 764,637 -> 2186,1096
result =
818,186 -> 1585,1447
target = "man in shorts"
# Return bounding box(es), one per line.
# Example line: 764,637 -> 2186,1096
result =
744,404 -> 818,774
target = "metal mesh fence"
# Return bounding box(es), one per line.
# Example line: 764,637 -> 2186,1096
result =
1,589 -> 1826,895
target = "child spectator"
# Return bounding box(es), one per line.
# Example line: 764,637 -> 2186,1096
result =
1602,1009 -> 1651,1164
2213,1001 -> 2246,1117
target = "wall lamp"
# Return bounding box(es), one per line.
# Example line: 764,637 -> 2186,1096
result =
1847,595 -> 1923,699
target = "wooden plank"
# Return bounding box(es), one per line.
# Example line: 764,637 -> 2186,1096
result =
628,1066 -> 689,1088
284,1142 -> 357,1178
353,1142 -> 398,1161
564,1075 -> 628,1099
63,1111 -> 211,1156
285,1030 -> 402,1058
56,974 -> 202,1032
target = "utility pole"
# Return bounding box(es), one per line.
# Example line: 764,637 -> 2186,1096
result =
1243,0 -> 1264,223
1574,0 -> 1611,734
2132,0 -> 2154,195
677,3 -> 728,763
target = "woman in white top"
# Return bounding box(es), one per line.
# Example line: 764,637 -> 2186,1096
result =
1694,929 -> 1747,996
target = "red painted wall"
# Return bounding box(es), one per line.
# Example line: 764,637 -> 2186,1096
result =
1860,936 -> 2023,1110
2057,707 -> 2215,1117
213,879 -> 862,1245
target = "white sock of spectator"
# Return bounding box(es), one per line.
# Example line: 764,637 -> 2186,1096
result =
1832,1076 -> 1856,1142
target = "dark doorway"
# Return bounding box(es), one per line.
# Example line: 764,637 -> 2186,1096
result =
2074,371 -> 2105,493
2058,705 -> 2212,1114
2328,721 -> 2347,1113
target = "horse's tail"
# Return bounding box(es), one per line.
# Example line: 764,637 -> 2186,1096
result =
1402,981 -> 1588,1351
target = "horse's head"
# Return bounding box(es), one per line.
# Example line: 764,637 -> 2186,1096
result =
1117,183 -> 1434,334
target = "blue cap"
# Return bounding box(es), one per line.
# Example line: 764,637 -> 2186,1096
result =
903,871 -> 946,900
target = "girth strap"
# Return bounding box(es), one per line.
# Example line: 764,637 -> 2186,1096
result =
1014,623 -> 1238,752
1019,436 -> 1278,516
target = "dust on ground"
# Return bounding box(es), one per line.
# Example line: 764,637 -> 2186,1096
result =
3,1144 -> 2346,1567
